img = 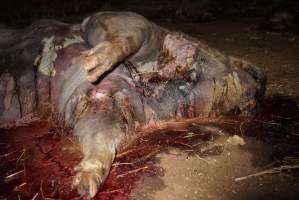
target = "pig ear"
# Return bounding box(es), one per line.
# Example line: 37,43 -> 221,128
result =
81,16 -> 91,32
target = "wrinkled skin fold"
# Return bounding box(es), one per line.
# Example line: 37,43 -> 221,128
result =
0,12 -> 266,198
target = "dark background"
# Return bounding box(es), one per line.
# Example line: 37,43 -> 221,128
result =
1,0 -> 299,27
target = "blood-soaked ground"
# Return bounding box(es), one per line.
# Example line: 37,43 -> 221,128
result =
0,97 -> 299,200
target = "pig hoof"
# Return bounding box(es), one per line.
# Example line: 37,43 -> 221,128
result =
73,161 -> 105,198
73,170 -> 103,198
86,62 -> 112,82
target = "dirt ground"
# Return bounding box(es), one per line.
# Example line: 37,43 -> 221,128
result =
131,19 -> 299,200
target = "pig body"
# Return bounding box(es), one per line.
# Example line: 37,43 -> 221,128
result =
0,12 -> 265,198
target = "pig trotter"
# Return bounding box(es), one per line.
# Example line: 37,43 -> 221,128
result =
72,113 -> 124,198
73,42 -> 115,82
80,12 -> 148,82
72,149 -> 115,198
73,159 -> 105,198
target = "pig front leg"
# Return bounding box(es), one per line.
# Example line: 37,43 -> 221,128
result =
72,113 -> 125,198
75,13 -> 151,82
76,34 -> 144,83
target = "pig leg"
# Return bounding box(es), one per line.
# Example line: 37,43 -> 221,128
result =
72,69 -> 145,198
72,112 -> 124,198
75,13 -> 153,82
79,38 -> 143,82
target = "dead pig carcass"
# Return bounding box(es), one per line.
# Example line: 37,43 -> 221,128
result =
0,12 -> 266,198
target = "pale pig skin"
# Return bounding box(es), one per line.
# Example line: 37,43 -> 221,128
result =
0,12 -> 265,198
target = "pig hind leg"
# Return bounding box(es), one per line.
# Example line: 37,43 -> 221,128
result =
72,75 -> 145,198
73,112 -> 124,198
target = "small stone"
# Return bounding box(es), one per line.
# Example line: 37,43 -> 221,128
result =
226,135 -> 246,146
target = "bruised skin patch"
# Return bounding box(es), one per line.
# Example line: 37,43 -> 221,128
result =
158,34 -> 198,80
